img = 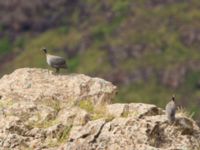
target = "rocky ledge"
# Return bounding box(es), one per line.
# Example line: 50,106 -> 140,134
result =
0,68 -> 199,150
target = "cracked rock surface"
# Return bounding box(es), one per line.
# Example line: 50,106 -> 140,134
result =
0,68 -> 117,105
0,68 -> 199,150
64,104 -> 200,150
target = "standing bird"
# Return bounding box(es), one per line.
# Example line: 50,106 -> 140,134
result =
42,48 -> 67,73
165,95 -> 176,123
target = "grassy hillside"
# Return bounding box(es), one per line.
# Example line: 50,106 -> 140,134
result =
1,0 -> 200,121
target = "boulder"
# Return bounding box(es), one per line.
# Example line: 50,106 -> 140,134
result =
57,107 -> 91,126
106,103 -> 129,117
63,103 -> 200,150
0,68 -> 117,149
106,103 -> 164,118
128,103 -> 164,118
0,68 -> 199,150
0,68 -> 117,105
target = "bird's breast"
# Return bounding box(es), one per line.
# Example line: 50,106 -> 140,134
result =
46,56 -> 52,66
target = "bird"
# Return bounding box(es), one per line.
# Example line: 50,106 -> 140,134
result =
42,48 -> 67,73
165,95 -> 176,123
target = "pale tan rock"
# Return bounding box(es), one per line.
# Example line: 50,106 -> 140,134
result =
73,109 -> 91,126
128,103 -> 164,118
68,119 -> 106,142
7,101 -> 37,115
106,103 -> 129,117
26,128 -> 46,140
68,126 -> 82,141
5,100 -> 57,124
65,109 -> 200,150
0,68 -> 117,105
45,123 -> 65,138
57,107 -> 90,126
4,120 -> 29,136
2,134 -> 27,148
106,103 -> 163,119
37,105 -> 57,122
29,139 -> 43,149
0,68 -> 199,150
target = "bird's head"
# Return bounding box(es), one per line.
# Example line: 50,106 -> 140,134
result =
42,48 -> 47,54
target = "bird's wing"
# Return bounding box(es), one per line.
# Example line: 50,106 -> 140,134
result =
170,108 -> 176,117
49,55 -> 63,60
49,55 -> 67,66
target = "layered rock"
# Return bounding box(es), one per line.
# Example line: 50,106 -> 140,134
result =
0,68 -> 199,150
65,104 -> 200,150
0,68 -> 117,105
0,68 -> 116,149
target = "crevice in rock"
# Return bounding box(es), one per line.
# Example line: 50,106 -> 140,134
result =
80,133 -> 90,139
139,107 -> 163,118
89,121 -> 106,143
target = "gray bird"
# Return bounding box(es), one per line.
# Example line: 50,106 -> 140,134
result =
42,48 -> 67,73
165,95 -> 176,123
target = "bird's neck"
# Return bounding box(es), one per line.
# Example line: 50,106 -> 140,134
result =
46,54 -> 54,58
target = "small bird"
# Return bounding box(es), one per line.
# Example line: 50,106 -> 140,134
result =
42,48 -> 67,73
165,95 -> 176,123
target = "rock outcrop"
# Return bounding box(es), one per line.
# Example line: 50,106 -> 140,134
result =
0,68 -> 117,105
0,68 -> 199,150
65,103 -> 200,150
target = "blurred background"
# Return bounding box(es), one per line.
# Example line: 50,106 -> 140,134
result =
0,0 -> 200,122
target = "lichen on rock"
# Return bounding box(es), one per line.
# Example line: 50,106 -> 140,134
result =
0,68 -> 199,150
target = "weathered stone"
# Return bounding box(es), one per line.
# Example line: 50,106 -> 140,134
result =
0,68 -> 199,150
73,109 -> 91,126
29,139 -> 43,149
57,107 -> 77,126
64,113 -> 200,150
3,116 -> 30,136
57,107 -> 90,126
26,128 -> 46,139
0,68 -> 117,106
67,119 -> 106,150
106,103 -> 129,117
45,123 -> 65,138
2,134 -> 27,148
128,103 -> 164,118
68,119 -> 106,142
37,105 -> 57,122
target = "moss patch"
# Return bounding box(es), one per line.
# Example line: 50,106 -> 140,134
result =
79,100 -> 94,113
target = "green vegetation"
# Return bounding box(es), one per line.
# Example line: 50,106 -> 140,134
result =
68,57 -> 80,72
0,99 -> 14,109
58,125 -> 72,143
45,125 -> 72,148
31,115 -> 59,129
116,80 -> 175,106
79,100 -> 94,113
77,49 -> 111,74
78,100 -> 114,121
0,36 -> 12,55
121,111 -> 129,118
42,99 -> 62,114
1,0 -> 200,121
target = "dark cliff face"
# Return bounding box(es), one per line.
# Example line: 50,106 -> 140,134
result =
0,0 -> 200,121
0,0 -> 192,86
0,0 -> 189,35
0,0 -> 79,33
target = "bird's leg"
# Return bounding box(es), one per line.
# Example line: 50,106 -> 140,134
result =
56,68 -> 59,73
